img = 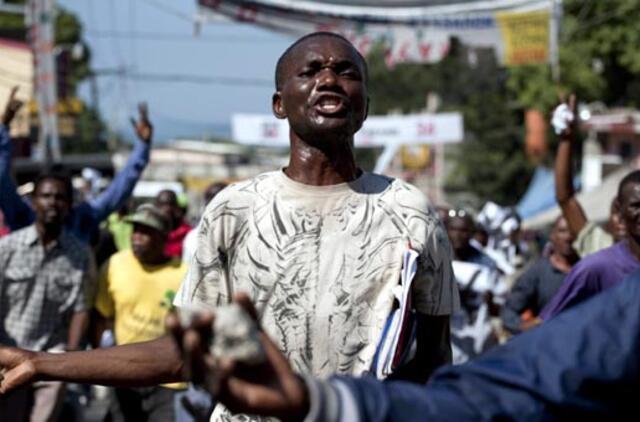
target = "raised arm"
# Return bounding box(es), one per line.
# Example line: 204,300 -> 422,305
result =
87,103 -> 152,222
554,94 -> 587,237
0,87 -> 36,230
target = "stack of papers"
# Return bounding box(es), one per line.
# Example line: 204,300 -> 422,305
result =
372,247 -> 419,379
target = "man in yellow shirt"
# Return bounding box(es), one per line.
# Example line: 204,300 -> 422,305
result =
94,203 -> 187,421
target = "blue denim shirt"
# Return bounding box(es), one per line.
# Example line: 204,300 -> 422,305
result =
305,270 -> 640,421
0,125 -> 149,243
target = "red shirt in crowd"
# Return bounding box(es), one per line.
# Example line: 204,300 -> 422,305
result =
164,221 -> 192,258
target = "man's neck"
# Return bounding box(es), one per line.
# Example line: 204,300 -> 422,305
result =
454,245 -> 476,262
548,252 -> 575,273
36,222 -> 62,246
138,254 -> 171,267
285,135 -> 358,186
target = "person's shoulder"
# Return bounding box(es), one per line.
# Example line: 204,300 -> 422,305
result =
368,173 -> 432,212
518,257 -> 550,280
208,171 -> 280,207
0,230 -> 22,252
0,226 -> 28,245
107,249 -> 136,266
200,171 -> 280,223
574,242 -> 623,270
61,231 -> 91,254
563,245 -> 620,284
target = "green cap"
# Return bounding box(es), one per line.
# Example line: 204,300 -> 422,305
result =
177,192 -> 188,209
125,203 -> 171,234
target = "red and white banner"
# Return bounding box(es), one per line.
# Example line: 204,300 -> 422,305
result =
197,0 -> 558,67
231,112 -> 463,147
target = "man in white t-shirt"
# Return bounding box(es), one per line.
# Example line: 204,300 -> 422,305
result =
175,32 -> 457,383
0,32 -> 458,421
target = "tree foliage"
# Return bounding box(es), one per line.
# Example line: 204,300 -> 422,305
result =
367,41 -> 533,206
366,0 -> 640,206
509,0 -> 640,112
0,3 -> 105,153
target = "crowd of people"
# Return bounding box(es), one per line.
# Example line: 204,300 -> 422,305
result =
0,32 -> 638,422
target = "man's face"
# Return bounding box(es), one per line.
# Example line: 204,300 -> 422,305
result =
273,36 -> 368,144
550,217 -> 576,258
447,216 -> 474,252
618,182 -> 640,242
155,191 -> 179,225
32,179 -> 70,228
607,200 -> 627,241
131,223 -> 166,263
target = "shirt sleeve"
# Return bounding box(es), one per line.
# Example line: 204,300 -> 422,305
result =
501,264 -> 538,334
0,124 -> 35,230
572,222 -> 614,258
412,218 -> 460,316
86,141 -> 150,223
94,260 -> 115,318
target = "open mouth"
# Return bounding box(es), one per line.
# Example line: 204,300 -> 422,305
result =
313,94 -> 347,116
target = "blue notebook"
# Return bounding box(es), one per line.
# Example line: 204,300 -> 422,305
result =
371,247 -> 419,379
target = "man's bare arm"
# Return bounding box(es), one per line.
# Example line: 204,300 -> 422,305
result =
554,94 -> 587,236
0,336 -> 183,394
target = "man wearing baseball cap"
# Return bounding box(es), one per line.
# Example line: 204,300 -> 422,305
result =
93,203 -> 188,420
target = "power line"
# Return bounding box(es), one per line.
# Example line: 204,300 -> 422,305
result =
140,0 -> 193,22
85,30 -> 284,43
93,70 -> 272,87
127,72 -> 273,87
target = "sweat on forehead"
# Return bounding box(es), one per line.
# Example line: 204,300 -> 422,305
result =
274,32 -> 368,90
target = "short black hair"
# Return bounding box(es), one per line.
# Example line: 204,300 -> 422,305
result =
617,170 -> 640,201
34,165 -> 73,202
274,32 -> 368,90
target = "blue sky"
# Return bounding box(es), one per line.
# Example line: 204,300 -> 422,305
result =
58,0 -> 294,143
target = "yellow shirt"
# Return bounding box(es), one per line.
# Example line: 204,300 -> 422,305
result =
95,249 -> 187,389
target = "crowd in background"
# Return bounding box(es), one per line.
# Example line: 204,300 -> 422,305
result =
1,53 -> 639,420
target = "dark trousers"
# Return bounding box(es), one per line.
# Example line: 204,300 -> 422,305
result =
114,386 -> 177,422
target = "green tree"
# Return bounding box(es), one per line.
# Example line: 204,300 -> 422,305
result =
0,3 -> 106,153
367,41 -> 533,206
509,0 -> 640,112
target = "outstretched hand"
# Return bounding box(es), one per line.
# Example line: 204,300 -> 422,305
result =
2,86 -> 24,127
0,346 -> 37,394
130,102 -> 153,144
166,293 -> 309,421
551,93 -> 577,140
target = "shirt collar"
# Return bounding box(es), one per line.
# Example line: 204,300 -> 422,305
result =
23,225 -> 40,246
23,224 -> 70,250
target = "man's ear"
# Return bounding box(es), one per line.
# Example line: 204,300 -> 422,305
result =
364,95 -> 370,121
613,198 -> 622,215
272,92 -> 286,120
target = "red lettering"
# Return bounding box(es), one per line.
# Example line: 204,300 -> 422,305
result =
237,5 -> 257,22
419,43 -> 431,59
417,122 -> 435,136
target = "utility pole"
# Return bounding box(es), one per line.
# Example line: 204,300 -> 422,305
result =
27,0 -> 61,163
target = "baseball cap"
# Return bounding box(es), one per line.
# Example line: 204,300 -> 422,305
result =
125,203 -> 171,234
